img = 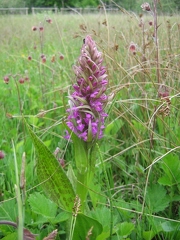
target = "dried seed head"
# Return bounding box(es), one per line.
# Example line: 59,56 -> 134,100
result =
158,85 -> 169,98
51,55 -> 55,62
149,20 -> 153,26
141,2 -> 151,12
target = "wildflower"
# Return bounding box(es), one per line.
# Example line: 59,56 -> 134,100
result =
39,26 -> 44,32
141,2 -> 151,12
46,18 -> 52,24
59,54 -> 64,60
32,26 -> 38,31
149,20 -> 153,26
41,54 -> 46,63
158,85 -> 169,98
19,78 -> 25,84
4,76 -> 9,84
42,57 -> 46,63
129,42 -> 137,55
28,56 -> 32,61
0,151 -> 5,159
66,35 -> 108,142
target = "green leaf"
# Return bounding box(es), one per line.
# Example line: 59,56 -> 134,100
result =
73,213 -> 103,240
25,122 -> 75,212
161,221 -> 180,232
145,184 -> 169,213
90,206 -> 114,229
117,222 -> 135,237
52,211 -> 70,224
67,164 -> 77,192
158,154 -> 180,186
143,230 -> 157,240
1,232 -> 18,240
0,199 -> 17,221
105,119 -> 124,135
71,131 -> 88,174
28,192 -> 57,219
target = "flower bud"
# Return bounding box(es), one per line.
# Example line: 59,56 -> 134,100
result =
4,76 -> 9,84
0,151 -> 5,159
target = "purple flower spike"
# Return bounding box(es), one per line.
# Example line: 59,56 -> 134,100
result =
66,35 -> 108,142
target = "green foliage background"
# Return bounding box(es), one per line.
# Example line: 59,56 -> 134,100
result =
0,0 -> 179,12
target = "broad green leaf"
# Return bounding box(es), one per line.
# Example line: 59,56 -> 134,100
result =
28,192 -> 57,219
0,199 -> 17,221
145,184 -> 169,213
26,122 -> 75,212
143,230 -> 157,240
161,221 -> 180,232
90,206 -> 113,229
1,232 -> 17,240
96,230 -> 110,240
158,154 -> 180,186
117,222 -> 135,237
52,211 -> 70,224
89,182 -> 105,209
73,213 -> 103,240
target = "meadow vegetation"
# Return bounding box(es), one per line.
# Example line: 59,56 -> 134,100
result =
0,4 -> 180,240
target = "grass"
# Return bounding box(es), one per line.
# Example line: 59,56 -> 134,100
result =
0,8 -> 180,240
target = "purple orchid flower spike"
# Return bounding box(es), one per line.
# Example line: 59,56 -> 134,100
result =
66,35 -> 108,142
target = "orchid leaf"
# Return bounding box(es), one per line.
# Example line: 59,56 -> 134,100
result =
26,122 -> 75,212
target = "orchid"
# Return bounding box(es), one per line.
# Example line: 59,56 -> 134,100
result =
66,35 -> 108,142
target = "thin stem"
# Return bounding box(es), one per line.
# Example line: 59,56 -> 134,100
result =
14,78 -> 26,142
12,140 -> 24,240
153,0 -> 160,84
69,214 -> 77,240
